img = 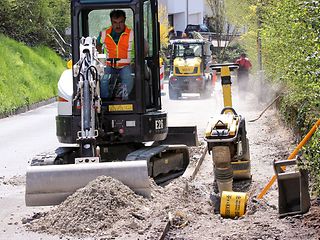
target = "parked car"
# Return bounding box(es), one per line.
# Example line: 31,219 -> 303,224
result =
184,24 -> 209,35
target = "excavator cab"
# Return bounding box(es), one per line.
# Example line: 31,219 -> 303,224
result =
25,0 -> 194,206
60,0 -> 164,144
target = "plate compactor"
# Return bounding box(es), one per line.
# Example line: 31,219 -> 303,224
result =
204,64 -> 251,195
25,0 -> 197,206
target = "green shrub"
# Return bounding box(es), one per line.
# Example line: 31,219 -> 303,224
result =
259,0 -> 319,131
299,129 -> 320,196
280,82 -> 320,136
259,0 -> 320,195
0,0 -> 70,48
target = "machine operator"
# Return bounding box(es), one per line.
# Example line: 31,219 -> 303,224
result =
97,9 -> 134,100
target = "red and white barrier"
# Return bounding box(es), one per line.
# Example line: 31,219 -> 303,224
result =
160,64 -> 165,90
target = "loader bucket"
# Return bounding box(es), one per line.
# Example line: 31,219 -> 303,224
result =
25,160 -> 150,206
161,126 -> 199,146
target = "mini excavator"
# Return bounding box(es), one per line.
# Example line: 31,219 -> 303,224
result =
25,0 -> 197,206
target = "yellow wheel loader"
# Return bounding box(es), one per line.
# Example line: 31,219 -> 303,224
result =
168,38 -> 214,99
25,0 -> 197,206
204,64 -> 251,194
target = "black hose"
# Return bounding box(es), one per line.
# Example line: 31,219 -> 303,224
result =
83,77 -> 91,131
82,53 -> 92,131
86,65 -> 98,82
248,95 -> 282,123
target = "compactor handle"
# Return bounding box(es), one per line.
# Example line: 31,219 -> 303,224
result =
220,107 -> 238,116
210,63 -> 239,72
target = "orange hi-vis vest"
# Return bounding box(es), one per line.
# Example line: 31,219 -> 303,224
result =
100,26 -> 134,68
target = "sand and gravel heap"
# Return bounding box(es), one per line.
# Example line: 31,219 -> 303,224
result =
0,175 -> 26,186
27,176 -> 148,237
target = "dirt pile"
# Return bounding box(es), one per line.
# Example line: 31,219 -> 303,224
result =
0,175 -> 25,186
26,176 -> 149,238
24,145 -> 207,239
303,199 -> 320,235
188,142 -> 207,165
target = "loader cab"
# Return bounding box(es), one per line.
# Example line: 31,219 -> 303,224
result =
169,39 -> 213,75
71,0 -> 161,111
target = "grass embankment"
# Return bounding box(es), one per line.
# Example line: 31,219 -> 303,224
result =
0,34 -> 66,114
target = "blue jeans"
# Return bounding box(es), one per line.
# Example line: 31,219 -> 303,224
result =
100,65 -> 133,99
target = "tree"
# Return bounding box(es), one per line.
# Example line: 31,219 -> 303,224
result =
205,0 -> 225,38
205,0 -> 246,61
158,4 -> 172,56
0,0 -> 70,50
224,0 -> 259,66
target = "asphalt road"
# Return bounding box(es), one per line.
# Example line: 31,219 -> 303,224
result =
161,82 -> 222,134
0,103 -> 63,240
0,103 -> 60,178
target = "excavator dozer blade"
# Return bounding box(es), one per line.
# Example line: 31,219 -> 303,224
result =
161,126 -> 199,146
25,160 -> 150,206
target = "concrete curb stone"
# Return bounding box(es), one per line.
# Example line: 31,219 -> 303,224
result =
0,97 -> 57,120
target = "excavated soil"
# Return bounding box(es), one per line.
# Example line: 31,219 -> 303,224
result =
0,175 -> 26,186
303,199 -> 320,236
24,107 -> 320,240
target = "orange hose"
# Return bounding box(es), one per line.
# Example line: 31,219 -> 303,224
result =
257,119 -> 320,199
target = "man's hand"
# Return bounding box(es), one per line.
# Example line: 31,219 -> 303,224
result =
130,62 -> 135,70
96,42 -> 102,53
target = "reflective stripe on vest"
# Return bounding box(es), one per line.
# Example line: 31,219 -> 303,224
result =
101,26 -> 134,68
